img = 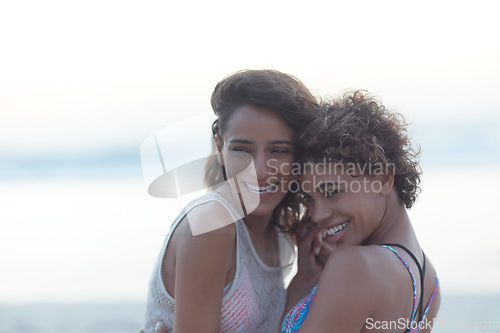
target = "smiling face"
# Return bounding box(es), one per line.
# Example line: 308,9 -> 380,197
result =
300,163 -> 392,248
216,105 -> 295,219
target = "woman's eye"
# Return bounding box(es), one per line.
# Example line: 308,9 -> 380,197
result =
271,148 -> 291,154
232,147 -> 250,153
325,190 -> 340,198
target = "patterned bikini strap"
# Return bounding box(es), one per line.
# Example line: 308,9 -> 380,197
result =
379,244 -> 418,323
381,243 -> 426,322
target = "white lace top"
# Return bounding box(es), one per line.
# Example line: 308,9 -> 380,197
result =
143,191 -> 295,333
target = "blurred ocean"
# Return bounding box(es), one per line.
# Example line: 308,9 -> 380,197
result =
1,294 -> 499,332
0,303 -> 145,333
1,127 -> 499,332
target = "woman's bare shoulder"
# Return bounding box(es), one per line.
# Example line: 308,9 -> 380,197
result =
323,245 -> 383,275
162,200 -> 237,300
318,245 -> 393,301
299,246 -> 386,331
318,245 -> 419,316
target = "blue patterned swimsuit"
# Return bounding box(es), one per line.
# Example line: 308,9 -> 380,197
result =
281,244 -> 438,333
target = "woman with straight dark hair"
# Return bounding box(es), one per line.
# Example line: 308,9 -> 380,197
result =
142,69 -> 319,333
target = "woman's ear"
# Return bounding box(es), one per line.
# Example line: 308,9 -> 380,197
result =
379,174 -> 394,195
214,134 -> 224,165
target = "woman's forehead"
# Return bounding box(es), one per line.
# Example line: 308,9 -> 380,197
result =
222,105 -> 294,140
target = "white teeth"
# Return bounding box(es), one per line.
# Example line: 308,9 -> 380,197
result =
323,221 -> 349,237
244,182 -> 278,194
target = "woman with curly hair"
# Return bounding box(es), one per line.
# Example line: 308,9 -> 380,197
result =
282,91 -> 440,333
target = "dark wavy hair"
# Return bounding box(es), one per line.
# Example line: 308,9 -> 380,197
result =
298,90 -> 422,209
204,69 -> 318,230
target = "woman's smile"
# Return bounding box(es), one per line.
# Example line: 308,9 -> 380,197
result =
320,220 -> 351,242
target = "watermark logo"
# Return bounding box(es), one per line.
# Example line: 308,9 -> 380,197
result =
365,317 -> 500,331
140,116 -> 397,236
140,115 -> 261,236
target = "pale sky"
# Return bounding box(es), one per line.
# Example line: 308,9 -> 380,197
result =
1,0 -> 499,303
1,0 -> 499,156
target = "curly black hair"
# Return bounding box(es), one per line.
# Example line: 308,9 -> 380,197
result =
298,90 -> 422,208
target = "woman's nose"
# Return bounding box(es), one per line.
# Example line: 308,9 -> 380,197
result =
253,154 -> 270,180
309,201 -> 333,225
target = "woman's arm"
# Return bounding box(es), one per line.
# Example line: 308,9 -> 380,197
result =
284,223 -> 336,314
169,202 -> 237,333
298,247 -> 376,333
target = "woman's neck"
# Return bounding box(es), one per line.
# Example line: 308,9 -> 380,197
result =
244,211 -> 280,267
363,191 -> 416,247
244,212 -> 274,237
